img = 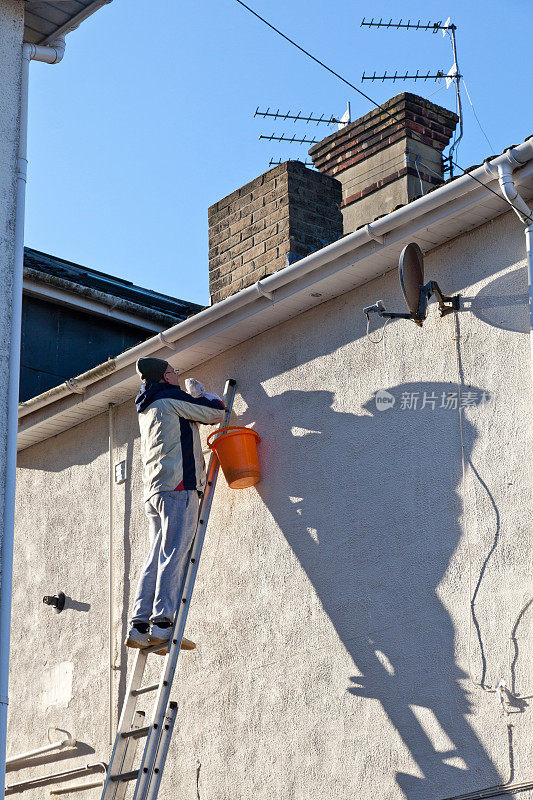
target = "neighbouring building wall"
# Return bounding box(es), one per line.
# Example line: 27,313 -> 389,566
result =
19,296 -> 156,401
10,211 -> 533,800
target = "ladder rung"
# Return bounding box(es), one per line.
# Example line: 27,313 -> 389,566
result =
121,725 -> 150,740
110,770 -> 139,783
132,683 -> 159,697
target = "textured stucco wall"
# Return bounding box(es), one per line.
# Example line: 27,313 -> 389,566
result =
10,210 -> 533,800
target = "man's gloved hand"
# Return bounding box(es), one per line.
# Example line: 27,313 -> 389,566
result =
185,378 -> 224,404
184,378 -> 205,398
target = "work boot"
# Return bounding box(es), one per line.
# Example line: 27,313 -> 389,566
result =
125,622 -> 150,649
150,621 -> 196,655
152,637 -> 196,656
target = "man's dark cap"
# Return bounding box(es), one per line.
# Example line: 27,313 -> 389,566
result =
136,357 -> 169,383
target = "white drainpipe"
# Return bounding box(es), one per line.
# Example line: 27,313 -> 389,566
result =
0,35 -> 65,795
488,149 -> 533,380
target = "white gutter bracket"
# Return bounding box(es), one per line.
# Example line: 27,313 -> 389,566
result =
254,280 -> 274,301
65,378 -> 85,395
363,224 -> 385,245
158,331 -> 180,351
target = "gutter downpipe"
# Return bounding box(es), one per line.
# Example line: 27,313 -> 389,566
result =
16,139 -> 533,422
0,35 -> 65,795
490,149 -> 533,382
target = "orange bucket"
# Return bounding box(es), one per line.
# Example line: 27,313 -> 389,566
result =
207,426 -> 261,489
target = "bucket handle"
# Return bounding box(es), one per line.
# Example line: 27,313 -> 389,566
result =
207,426 -> 261,450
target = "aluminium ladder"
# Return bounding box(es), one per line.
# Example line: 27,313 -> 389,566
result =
100,378 -> 237,800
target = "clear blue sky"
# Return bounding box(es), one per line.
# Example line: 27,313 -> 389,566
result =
25,0 -> 532,306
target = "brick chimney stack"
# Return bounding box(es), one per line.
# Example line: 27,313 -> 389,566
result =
207,93 -> 458,306
308,92 -> 458,234
208,161 -> 342,304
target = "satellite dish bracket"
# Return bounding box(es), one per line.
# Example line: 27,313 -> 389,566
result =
363,242 -> 460,328
417,281 -> 460,321
363,301 -> 411,321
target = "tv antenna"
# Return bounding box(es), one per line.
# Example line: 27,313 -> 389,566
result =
360,17 -> 463,176
363,242 -> 460,328
361,70 -> 444,83
259,132 -> 319,145
255,102 -> 351,168
269,159 -> 313,167
255,108 -> 340,126
255,102 -> 351,130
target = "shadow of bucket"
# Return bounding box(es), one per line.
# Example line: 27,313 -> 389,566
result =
207,426 -> 261,489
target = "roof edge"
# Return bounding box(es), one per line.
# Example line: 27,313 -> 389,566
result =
17,138 -> 533,442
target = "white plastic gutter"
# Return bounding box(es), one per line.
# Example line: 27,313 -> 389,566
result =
0,34 -> 65,796
6,734 -> 76,766
17,137 -> 533,425
487,150 -> 533,381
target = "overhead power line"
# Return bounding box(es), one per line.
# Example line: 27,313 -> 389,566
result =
231,0 -> 526,217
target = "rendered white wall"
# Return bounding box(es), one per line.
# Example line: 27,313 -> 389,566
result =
10,210 -> 533,800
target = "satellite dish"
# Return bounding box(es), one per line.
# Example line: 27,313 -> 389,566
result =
399,243 -> 425,321
363,241 -> 460,328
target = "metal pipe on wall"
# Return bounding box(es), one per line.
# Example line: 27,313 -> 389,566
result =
5,761 -> 107,794
0,42 -> 30,796
6,735 -> 76,766
50,778 -> 105,795
0,37 -> 65,791
108,404 -> 115,746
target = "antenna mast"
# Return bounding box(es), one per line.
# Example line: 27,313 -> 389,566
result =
360,17 -> 463,176
446,21 -> 463,175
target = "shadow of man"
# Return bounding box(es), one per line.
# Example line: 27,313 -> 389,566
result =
237,379 -> 501,800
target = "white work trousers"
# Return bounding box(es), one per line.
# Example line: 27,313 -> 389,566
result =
131,490 -> 199,624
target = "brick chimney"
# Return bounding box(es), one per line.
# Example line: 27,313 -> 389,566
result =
308,92 -> 458,234
208,161 -> 342,304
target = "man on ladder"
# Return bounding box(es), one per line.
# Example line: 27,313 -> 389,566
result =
125,357 -> 226,654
